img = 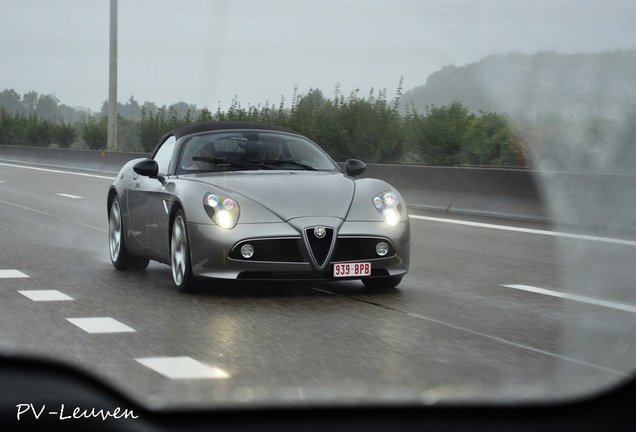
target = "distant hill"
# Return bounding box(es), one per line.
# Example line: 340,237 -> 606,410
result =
398,50 -> 636,119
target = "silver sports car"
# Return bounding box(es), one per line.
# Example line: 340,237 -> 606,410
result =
107,122 -> 410,291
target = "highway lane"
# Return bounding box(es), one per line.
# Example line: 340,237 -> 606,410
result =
1,161 -> 635,410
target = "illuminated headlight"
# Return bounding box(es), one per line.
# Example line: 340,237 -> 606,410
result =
382,209 -> 401,227
373,191 -> 403,227
204,193 -> 240,229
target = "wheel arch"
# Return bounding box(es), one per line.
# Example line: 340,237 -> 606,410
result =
168,200 -> 185,244
107,186 -> 118,217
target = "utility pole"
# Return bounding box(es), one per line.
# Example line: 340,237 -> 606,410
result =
107,0 -> 118,150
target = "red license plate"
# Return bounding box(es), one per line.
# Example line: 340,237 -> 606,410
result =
333,262 -> 371,278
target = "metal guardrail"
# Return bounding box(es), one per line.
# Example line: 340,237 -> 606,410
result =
2,145 -> 634,231
0,145 -> 147,174
0,145 -> 547,221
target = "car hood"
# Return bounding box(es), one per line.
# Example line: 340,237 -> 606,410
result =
187,171 -> 355,221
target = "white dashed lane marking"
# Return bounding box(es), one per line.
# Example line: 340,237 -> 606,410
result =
0,269 -> 29,279
135,357 -> 230,379
56,193 -> 83,199
19,290 -> 74,301
66,317 -> 137,334
502,284 -> 636,314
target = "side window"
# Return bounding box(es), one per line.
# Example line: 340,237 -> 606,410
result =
153,136 -> 176,175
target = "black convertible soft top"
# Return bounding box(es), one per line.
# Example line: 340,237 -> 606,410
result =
170,121 -> 301,140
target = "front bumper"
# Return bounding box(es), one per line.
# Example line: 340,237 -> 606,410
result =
188,218 -> 410,281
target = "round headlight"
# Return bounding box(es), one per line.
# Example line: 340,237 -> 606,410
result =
223,198 -> 237,210
204,193 -> 240,229
207,195 -> 219,207
373,191 -> 402,227
383,209 -> 400,227
216,210 -> 233,229
384,193 -> 396,206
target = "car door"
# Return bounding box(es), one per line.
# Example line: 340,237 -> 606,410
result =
127,135 -> 176,252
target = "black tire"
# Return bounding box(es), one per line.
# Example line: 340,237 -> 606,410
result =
109,197 -> 150,271
362,276 -> 403,290
109,197 -> 130,270
129,257 -> 150,271
170,210 -> 196,292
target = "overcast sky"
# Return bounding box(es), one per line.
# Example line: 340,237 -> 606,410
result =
2,0 -> 635,111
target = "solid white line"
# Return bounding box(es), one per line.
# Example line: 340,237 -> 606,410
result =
0,162 -> 116,180
409,214 -> 636,247
502,285 -> 636,314
406,311 -> 626,377
312,286 -> 626,377
56,193 -> 83,199
0,198 -> 106,233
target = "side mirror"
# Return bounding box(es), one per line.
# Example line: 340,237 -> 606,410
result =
345,159 -> 366,177
133,159 -> 159,177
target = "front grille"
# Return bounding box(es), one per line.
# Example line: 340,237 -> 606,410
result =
332,237 -> 396,261
237,271 -> 315,280
229,238 -> 303,262
305,227 -> 335,269
229,235 -> 396,266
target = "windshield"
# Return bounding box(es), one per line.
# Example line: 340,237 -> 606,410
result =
2,0 -> 636,418
177,130 -> 339,174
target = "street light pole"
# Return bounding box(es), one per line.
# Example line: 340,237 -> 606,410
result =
107,0 -> 118,150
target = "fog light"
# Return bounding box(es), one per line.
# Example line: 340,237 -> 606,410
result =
376,242 -> 389,256
241,244 -> 254,259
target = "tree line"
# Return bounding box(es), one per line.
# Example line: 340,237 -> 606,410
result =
5,85 -> 617,169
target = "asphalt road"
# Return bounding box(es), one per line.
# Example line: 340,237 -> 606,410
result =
1,161 -> 635,411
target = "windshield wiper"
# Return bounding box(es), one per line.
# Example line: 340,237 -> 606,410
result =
191,156 -> 269,170
251,159 -> 318,171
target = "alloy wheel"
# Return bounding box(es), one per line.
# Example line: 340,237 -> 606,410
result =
171,215 -> 187,286
109,199 -> 122,263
